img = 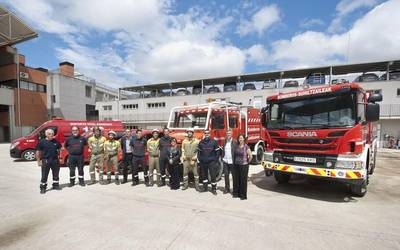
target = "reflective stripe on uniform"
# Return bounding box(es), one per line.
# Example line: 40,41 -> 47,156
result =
161,175 -> 166,178
134,175 -> 138,178
70,176 -> 76,179
78,175 -> 83,178
90,171 -> 95,174
53,181 -> 59,183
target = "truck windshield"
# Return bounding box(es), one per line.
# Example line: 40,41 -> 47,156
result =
173,111 -> 207,129
267,91 -> 356,129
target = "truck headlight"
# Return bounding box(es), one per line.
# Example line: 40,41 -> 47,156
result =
335,160 -> 363,170
263,151 -> 273,162
10,141 -> 20,150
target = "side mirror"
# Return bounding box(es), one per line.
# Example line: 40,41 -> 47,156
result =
366,103 -> 380,122
368,93 -> 382,103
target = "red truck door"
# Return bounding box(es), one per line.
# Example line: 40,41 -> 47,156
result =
210,111 -> 227,146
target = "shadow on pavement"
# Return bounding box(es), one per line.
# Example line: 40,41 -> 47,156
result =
250,171 -> 358,203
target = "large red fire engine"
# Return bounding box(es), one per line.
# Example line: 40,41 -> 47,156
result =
261,83 -> 382,197
167,102 -> 266,179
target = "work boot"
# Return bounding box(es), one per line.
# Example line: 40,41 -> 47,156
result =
69,180 -> 75,187
88,179 -> 96,185
181,185 -> 188,190
115,178 -> 120,185
40,184 -> 47,194
223,187 -> 230,194
79,179 -> 85,186
106,178 -> 111,184
211,185 -> 217,195
160,176 -> 166,187
202,184 -> 208,193
52,183 -> 61,191
144,176 -> 150,187
122,178 -> 127,184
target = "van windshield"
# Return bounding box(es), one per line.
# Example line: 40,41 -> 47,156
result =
27,126 -> 42,137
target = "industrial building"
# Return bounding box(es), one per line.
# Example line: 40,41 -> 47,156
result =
96,60 -> 400,147
47,62 -> 121,121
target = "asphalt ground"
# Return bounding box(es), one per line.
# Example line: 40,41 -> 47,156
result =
0,144 -> 399,250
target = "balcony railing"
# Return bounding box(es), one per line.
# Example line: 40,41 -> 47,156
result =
380,104 -> 400,118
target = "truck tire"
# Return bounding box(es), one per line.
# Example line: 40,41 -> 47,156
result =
350,180 -> 367,197
251,144 -> 264,165
265,169 -> 273,177
274,171 -> 291,184
117,160 -> 132,175
22,149 -> 36,161
208,159 -> 223,182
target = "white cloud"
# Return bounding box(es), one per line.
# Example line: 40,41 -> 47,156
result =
328,0 -> 378,33
4,0 -> 247,87
300,18 -> 325,29
237,4 -> 280,36
245,44 -> 269,65
269,0 -> 400,69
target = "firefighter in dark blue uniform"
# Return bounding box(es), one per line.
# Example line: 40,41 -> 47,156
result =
130,129 -> 148,186
36,128 -> 62,194
64,126 -> 87,187
198,129 -> 220,195
120,129 -> 133,184
159,127 -> 172,186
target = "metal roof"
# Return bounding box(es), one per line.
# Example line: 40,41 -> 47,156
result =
121,59 -> 400,92
0,5 -> 38,46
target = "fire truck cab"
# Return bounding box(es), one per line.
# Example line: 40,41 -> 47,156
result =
167,102 -> 266,179
261,83 -> 382,197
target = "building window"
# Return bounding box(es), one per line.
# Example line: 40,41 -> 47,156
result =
397,88 -> 400,97
122,104 -> 138,110
85,86 -> 92,98
19,81 -> 46,93
147,102 -> 166,109
103,105 -> 112,111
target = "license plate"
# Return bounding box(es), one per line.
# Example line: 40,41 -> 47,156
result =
294,157 -> 316,164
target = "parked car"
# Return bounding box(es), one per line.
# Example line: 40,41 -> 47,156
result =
243,83 -> 256,91
354,73 -> 379,82
331,78 -> 349,84
207,86 -> 221,93
283,80 -> 299,88
176,88 -> 191,96
223,82 -> 237,92
305,73 -> 325,85
262,79 -> 276,89
379,70 -> 400,81
192,85 -> 206,95
150,89 -> 166,97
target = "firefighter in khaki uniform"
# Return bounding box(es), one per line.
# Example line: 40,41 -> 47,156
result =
181,128 -> 200,191
104,131 -> 121,185
88,127 -> 106,185
147,129 -> 161,186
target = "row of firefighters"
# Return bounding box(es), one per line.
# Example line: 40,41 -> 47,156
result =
36,127 -> 253,200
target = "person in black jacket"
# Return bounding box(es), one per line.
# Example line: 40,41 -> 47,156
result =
64,126 -> 87,187
198,129 -> 220,195
221,129 -> 237,194
167,138 -> 181,190
120,129 -> 133,184
130,129 -> 148,186
36,129 -> 62,194
159,127 -> 172,186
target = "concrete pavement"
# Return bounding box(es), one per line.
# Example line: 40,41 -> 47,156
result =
0,143 -> 399,249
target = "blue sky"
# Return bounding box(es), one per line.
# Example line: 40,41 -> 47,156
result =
2,0 -> 399,87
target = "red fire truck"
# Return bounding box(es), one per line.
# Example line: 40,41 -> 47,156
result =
167,102 -> 266,179
261,83 -> 382,197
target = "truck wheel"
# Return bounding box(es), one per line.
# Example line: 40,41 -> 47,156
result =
22,149 -> 36,161
274,171 -> 291,184
251,144 -> 264,165
265,169 -> 273,177
350,181 -> 367,197
208,160 -> 223,182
